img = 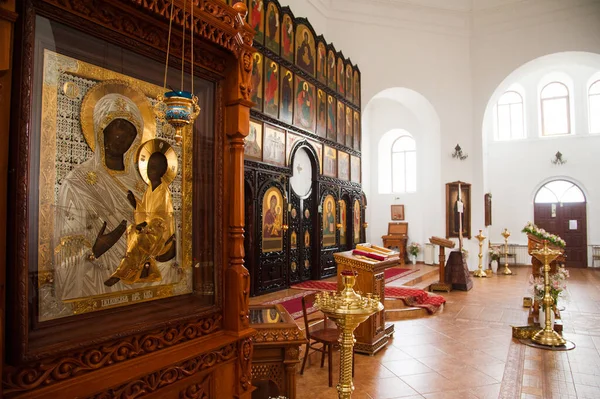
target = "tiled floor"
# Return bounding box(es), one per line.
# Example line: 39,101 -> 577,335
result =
256,266 -> 600,398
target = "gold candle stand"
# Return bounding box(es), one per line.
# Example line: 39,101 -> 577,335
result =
531,241 -> 566,347
314,271 -> 383,399
501,228 -> 512,275
474,230 -> 487,277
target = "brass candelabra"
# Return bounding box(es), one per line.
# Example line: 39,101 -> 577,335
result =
474,230 -> 487,277
314,271 -> 383,398
531,241 -> 566,347
501,228 -> 512,275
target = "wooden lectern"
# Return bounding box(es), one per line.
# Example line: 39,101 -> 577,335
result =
334,249 -> 397,355
527,234 -> 566,277
429,236 -> 455,292
382,222 -> 408,265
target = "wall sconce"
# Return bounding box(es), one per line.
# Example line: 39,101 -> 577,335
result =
551,151 -> 566,165
452,144 -> 468,160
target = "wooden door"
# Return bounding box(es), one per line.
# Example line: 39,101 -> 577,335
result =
534,202 -> 587,267
288,190 -> 315,284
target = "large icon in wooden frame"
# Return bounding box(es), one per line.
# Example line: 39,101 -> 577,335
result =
262,186 -> 284,252
322,194 -> 336,246
265,1 -> 280,53
323,146 -> 337,178
281,13 -> 294,63
263,58 -> 279,118
293,76 -> 316,133
279,66 -> 293,124
337,55 -> 345,95
316,89 -> 327,138
445,181 -> 472,239
295,24 -> 315,76
246,119 -> 263,160
353,111 -> 360,150
263,124 -> 286,166
36,51 -> 194,321
336,100 -> 345,144
327,48 -> 336,90
353,199 -> 361,244
345,105 -> 353,148
345,63 -> 353,102
326,95 -> 336,141
338,151 -> 350,181
251,52 -> 263,111
340,200 -> 347,245
351,155 -> 361,183
353,69 -> 360,106
317,41 -> 327,84
249,0 -> 265,44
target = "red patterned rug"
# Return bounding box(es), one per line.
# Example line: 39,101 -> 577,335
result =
263,291 -> 319,320
263,281 -> 445,319
290,268 -> 416,292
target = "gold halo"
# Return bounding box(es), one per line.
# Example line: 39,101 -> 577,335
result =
137,139 -> 178,185
80,80 -> 156,152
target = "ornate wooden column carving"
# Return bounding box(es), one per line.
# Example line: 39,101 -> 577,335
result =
223,4 -> 256,398
0,2 -> 17,395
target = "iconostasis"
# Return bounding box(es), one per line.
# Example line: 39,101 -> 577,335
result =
228,0 -> 366,295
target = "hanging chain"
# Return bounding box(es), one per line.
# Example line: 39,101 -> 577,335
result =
191,0 -> 194,95
181,0 -> 187,91
163,0 -> 176,90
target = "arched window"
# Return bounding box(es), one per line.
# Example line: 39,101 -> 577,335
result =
391,135 -> 416,193
496,91 -> 524,140
534,180 -> 585,203
540,82 -> 571,136
589,80 -> 600,134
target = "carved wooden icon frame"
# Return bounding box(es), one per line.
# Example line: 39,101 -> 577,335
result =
445,181 -> 472,239
5,0 -> 256,397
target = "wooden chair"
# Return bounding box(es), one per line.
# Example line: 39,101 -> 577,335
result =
593,246 -> 600,267
300,292 -> 353,387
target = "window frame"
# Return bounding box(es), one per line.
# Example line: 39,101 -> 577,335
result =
495,90 -> 525,141
589,79 -> 600,134
540,81 -> 571,137
390,134 -> 416,193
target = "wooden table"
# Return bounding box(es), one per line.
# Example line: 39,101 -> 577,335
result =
381,235 -> 407,265
250,304 -> 307,399
334,250 -> 397,355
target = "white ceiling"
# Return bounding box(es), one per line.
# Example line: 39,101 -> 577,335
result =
318,0 -> 527,13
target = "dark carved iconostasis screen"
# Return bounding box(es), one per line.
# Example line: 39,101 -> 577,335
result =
239,0 -> 365,295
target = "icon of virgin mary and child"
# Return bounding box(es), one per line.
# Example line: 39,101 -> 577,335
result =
54,85 -> 180,302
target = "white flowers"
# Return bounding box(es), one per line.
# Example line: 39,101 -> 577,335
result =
522,222 -> 566,248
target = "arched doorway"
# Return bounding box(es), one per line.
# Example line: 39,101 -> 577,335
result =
289,143 -> 319,283
534,180 -> 587,267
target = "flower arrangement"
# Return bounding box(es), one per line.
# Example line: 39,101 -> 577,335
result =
529,267 -> 570,305
522,222 -> 566,248
488,246 -> 501,261
408,242 -> 421,257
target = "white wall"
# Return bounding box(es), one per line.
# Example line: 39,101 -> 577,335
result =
364,94 -> 442,261
277,0 -> 600,268
483,54 -> 600,265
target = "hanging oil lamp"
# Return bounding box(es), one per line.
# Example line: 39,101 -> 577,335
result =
155,0 -> 201,144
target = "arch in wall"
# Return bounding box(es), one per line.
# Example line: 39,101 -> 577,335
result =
532,178 -> 588,268
481,52 -> 600,266
482,51 -> 600,143
362,87 -> 442,248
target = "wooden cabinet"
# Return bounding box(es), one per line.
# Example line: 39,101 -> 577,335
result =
250,305 -> 307,399
334,251 -> 396,355
382,222 -> 408,265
